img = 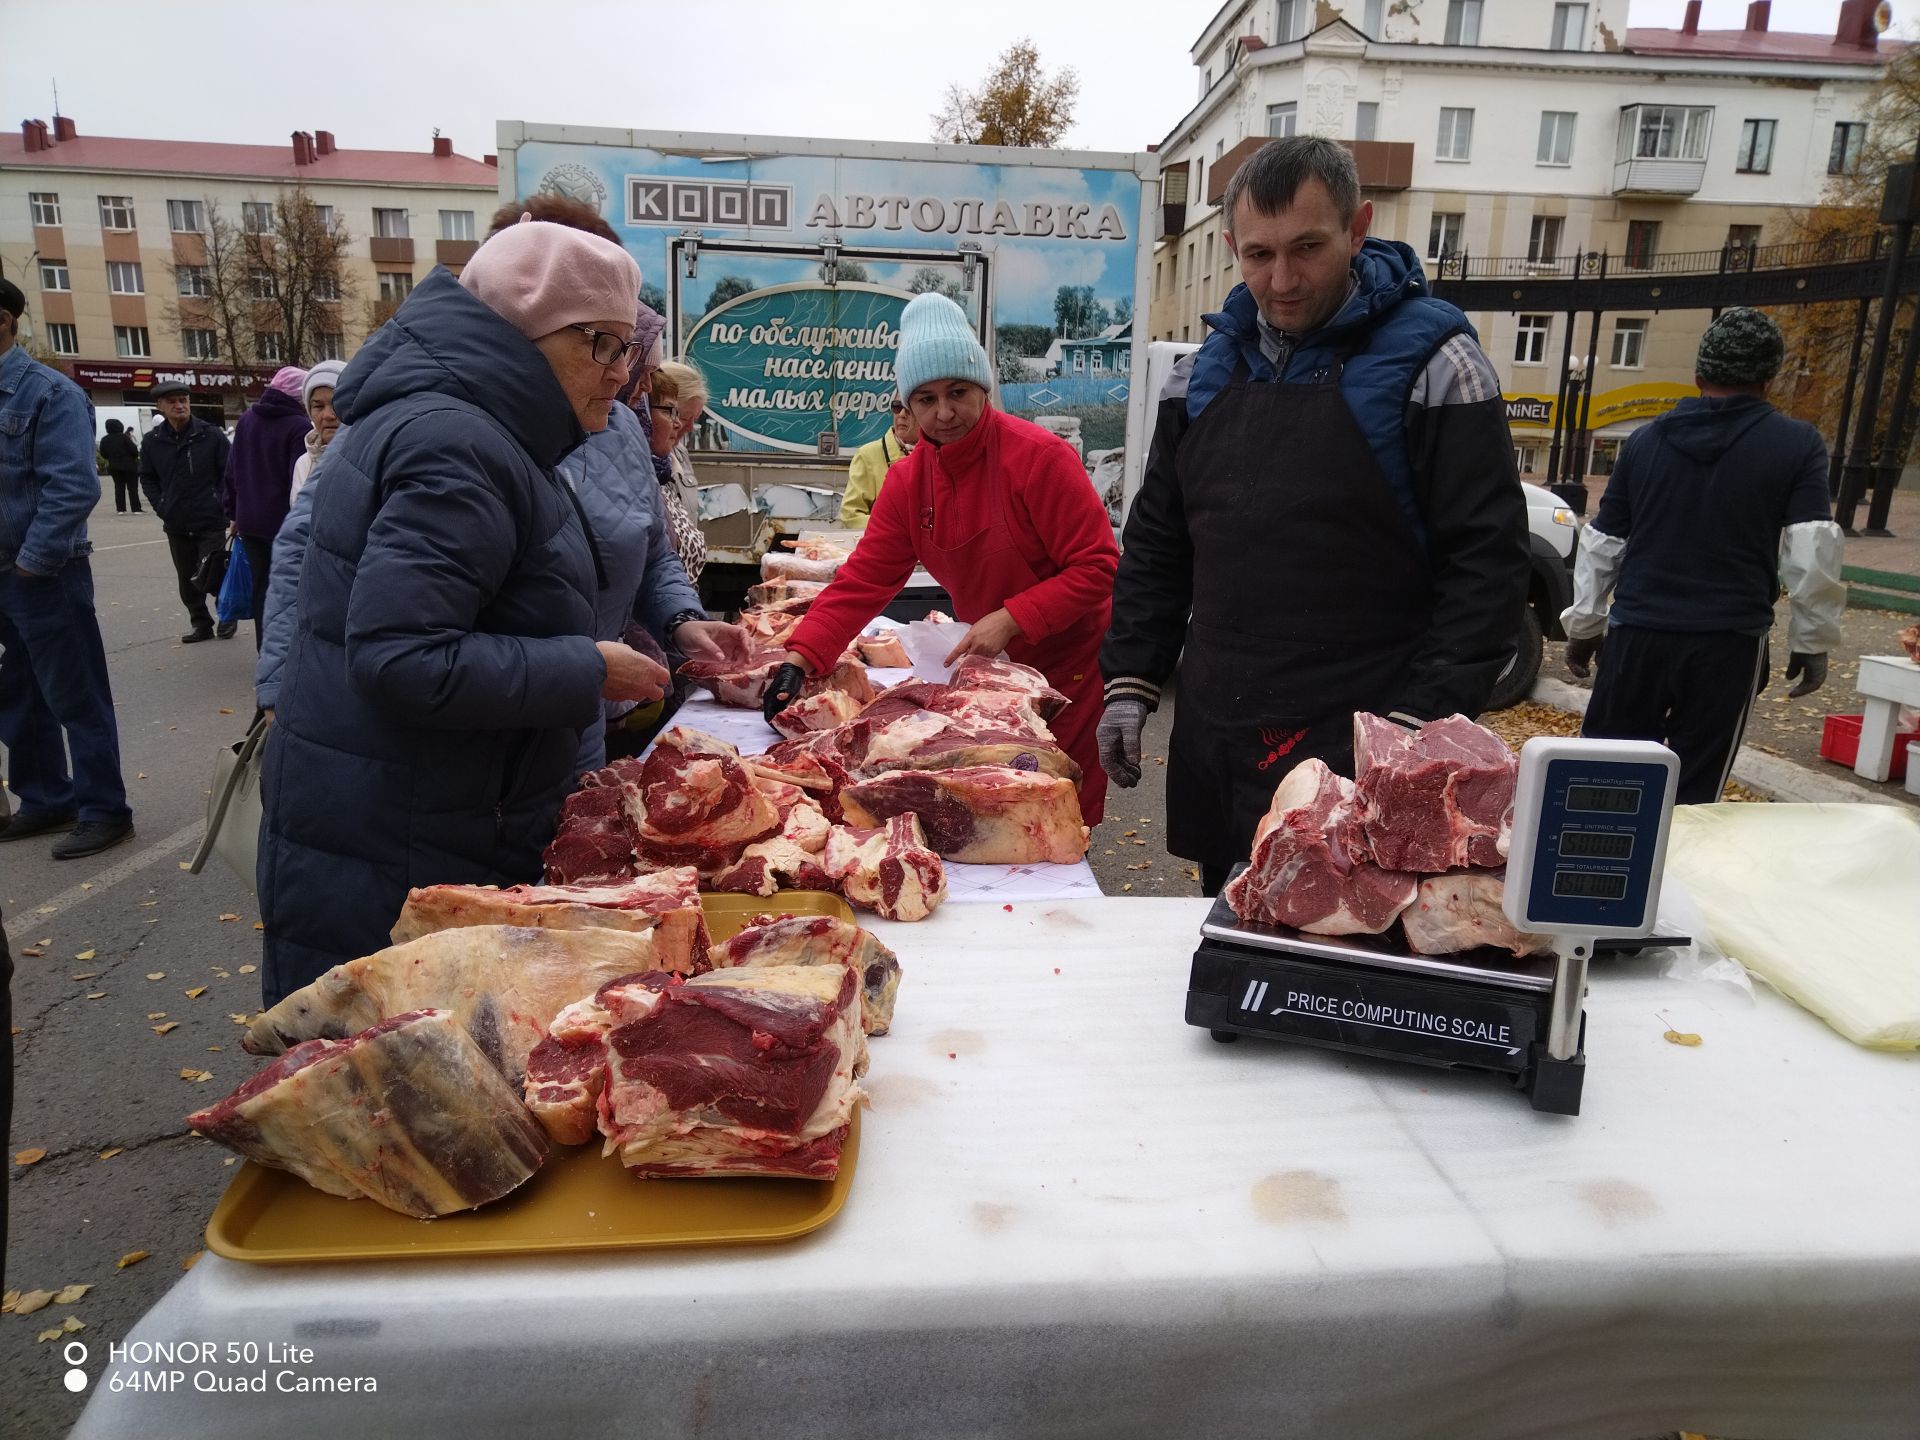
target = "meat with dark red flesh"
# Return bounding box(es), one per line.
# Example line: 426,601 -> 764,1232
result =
823,814 -> 947,925
1352,713 -> 1517,872
634,733 -> 778,845
542,785 -> 636,886
625,1123 -> 849,1180
948,655 -> 1069,720
839,765 -> 1089,864
718,913 -> 903,1035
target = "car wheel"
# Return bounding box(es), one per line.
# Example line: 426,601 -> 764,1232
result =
1486,605 -> 1545,712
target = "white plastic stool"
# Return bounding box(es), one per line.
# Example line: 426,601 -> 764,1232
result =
1853,655 -> 1920,783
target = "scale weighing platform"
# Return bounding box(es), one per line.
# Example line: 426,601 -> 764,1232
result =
1186,737 -> 1682,1115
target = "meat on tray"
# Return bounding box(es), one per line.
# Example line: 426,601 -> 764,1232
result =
718,914 -> 902,1035
241,924 -> 675,1085
390,869 -> 708,971
823,813 -> 948,923
841,764 -> 1089,864
1401,870 -> 1553,957
192,1008 -> 549,1218
1225,759 -> 1417,936
1353,713 -> 1516,872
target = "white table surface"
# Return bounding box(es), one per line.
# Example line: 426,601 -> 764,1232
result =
75,898 -> 1920,1439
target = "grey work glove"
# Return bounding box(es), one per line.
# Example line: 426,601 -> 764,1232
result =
1097,699 -> 1148,789
1784,651 -> 1828,699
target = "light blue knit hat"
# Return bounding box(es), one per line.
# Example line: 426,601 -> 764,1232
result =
894,292 -> 991,399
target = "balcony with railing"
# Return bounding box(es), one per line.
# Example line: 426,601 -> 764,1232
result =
1613,105 -> 1712,197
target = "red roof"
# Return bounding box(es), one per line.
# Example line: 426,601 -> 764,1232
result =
0,131 -> 498,187
1625,26 -> 1904,65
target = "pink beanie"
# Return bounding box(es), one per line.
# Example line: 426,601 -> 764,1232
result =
268,366 -> 308,397
458,218 -> 642,342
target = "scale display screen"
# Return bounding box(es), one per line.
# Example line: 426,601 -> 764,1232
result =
1565,784 -> 1641,815
1552,869 -> 1629,900
1557,830 -> 1634,860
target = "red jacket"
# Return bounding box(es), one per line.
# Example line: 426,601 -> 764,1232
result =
789,403 -> 1119,824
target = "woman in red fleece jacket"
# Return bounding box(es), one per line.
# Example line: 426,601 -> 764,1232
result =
770,294 -> 1118,825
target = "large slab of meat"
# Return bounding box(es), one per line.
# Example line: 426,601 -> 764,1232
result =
823,813 -> 947,923
542,784 -> 636,885
1401,870 -> 1553,957
191,1009 -> 549,1218
745,577 -> 828,609
841,765 -> 1089,864
240,924 -> 668,1085
598,963 -> 867,1178
768,689 -> 864,738
389,869 -> 708,971
680,649 -> 874,711
632,728 -> 781,855
716,914 -> 902,1036
1352,713 -> 1517,872
708,800 -> 837,897
1225,759 -> 1419,936
949,655 -> 1069,721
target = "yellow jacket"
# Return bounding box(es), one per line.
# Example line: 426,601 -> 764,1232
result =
838,431 -> 910,529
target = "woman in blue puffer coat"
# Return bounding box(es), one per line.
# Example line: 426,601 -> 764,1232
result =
256,221 -> 669,1005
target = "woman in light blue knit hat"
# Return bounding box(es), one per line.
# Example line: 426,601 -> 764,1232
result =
766,292 -> 1120,827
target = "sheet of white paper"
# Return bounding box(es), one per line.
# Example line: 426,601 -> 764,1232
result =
899,620 -> 971,683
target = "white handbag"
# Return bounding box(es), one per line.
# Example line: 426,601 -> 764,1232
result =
189,714 -> 268,891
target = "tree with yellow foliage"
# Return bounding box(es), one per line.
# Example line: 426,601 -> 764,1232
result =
931,39 -> 1080,149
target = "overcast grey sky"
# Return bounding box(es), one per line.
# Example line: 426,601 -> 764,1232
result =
1,1 -> 1899,159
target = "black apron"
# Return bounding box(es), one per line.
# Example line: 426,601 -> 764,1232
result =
1167,360 -> 1431,868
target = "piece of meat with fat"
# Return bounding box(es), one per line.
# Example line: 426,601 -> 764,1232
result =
1352,713 -> 1517,872
708,800 -> 837,896
634,729 -> 780,849
390,869 -> 708,972
739,607 -> 803,649
769,689 -> 864,738
949,654 -> 1069,720
856,632 -> 911,667
717,914 -> 902,1035
680,649 -> 875,711
823,813 -> 947,923
191,1009 -> 549,1217
241,924 -> 669,1084
601,963 -> 867,1179
523,996 -> 615,1145
1401,870 -> 1554,957
542,784 -> 636,885
746,578 -> 828,609
841,764 -> 1089,864
1225,759 -> 1418,936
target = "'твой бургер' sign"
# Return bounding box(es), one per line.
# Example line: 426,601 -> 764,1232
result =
684,283 -> 905,454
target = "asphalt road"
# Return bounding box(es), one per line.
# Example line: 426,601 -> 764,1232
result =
4,502 -> 265,1439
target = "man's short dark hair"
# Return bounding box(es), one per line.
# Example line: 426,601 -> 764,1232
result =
0,277 -> 24,320
1221,136 -> 1362,230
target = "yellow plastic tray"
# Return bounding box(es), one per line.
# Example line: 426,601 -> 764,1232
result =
204,891 -> 862,1264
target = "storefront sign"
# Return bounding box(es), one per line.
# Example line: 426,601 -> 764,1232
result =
683,283 -> 906,454
1504,382 -> 1697,432
67,360 -> 274,394
1505,394 -> 1557,427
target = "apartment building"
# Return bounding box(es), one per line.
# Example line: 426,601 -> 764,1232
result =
1148,0 -> 1899,473
0,117 -> 499,413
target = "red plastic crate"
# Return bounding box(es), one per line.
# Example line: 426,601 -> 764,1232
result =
1820,713 -> 1920,780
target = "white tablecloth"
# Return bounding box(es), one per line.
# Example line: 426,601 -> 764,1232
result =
76,899 -> 1920,1439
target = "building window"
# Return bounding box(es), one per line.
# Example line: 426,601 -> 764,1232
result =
1551,2 -> 1587,50
1276,0 -> 1304,43
1203,67 -> 1213,94
313,271 -> 341,301
1154,259 -> 1162,297
1444,0 -> 1481,45
1620,105 -> 1713,162
1528,216 -> 1564,264
46,322 -> 78,355
106,261 -> 144,295
1073,350 -> 1086,372
1356,102 -> 1379,142
1830,122 -> 1868,175
1514,444 -> 1540,474
176,264 -> 213,297
1736,119 -> 1776,174
315,331 -> 345,361
1092,350 -> 1105,373
1726,223 -> 1762,254
1196,158 -> 1205,204
242,201 -> 276,234
1204,232 -> 1214,274
1624,219 -> 1660,270
1538,111 -> 1577,166
314,204 -> 336,230
1363,0 -> 1385,37
378,271 -> 415,303
1436,107 -> 1474,161
39,261 -> 70,292
250,268 -> 279,299
256,332 -> 286,363
373,207 -> 410,239
1515,315 -> 1551,365
167,198 -> 207,234
1610,318 -> 1648,368
97,195 -> 137,231
29,192 -> 62,227
439,209 -> 476,242
1427,211 -> 1464,261
114,325 -> 152,358
1268,103 -> 1299,138
182,328 -> 219,360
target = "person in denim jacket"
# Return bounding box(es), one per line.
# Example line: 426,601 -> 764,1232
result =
0,278 -> 134,858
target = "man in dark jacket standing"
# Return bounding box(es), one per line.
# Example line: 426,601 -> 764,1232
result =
139,380 -> 234,642
1098,138 -> 1528,894
98,418 -> 142,513
1564,308 -> 1845,805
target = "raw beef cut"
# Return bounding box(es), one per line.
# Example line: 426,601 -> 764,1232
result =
241,925 -> 666,1083
680,650 -> 873,711
856,631 -> 911,667
632,729 -> 780,852
542,784 -> 635,885
600,964 -> 866,1179
523,994 -> 618,1145
739,607 -> 803,649
390,870 -> 708,972
717,914 -> 902,1035
1352,713 -> 1517,872
768,689 -> 863,738
841,765 -> 1089,864
745,577 -> 828,609
708,801 -> 837,897
191,1009 -> 549,1217
1401,870 -> 1553,957
949,655 -> 1069,720
1224,759 -> 1418,936
823,814 -> 947,923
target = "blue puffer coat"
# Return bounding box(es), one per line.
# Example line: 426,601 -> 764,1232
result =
257,268 -> 605,1005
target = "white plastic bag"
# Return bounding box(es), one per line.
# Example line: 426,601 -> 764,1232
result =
897,620 -> 972,683
1646,879 -> 1753,1001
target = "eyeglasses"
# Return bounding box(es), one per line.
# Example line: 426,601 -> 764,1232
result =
655,403 -> 681,422
570,324 -> 642,368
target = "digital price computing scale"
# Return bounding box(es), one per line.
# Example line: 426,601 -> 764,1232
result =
1185,738 -> 1681,1115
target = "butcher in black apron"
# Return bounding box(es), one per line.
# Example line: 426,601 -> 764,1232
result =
1100,137 -> 1529,894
